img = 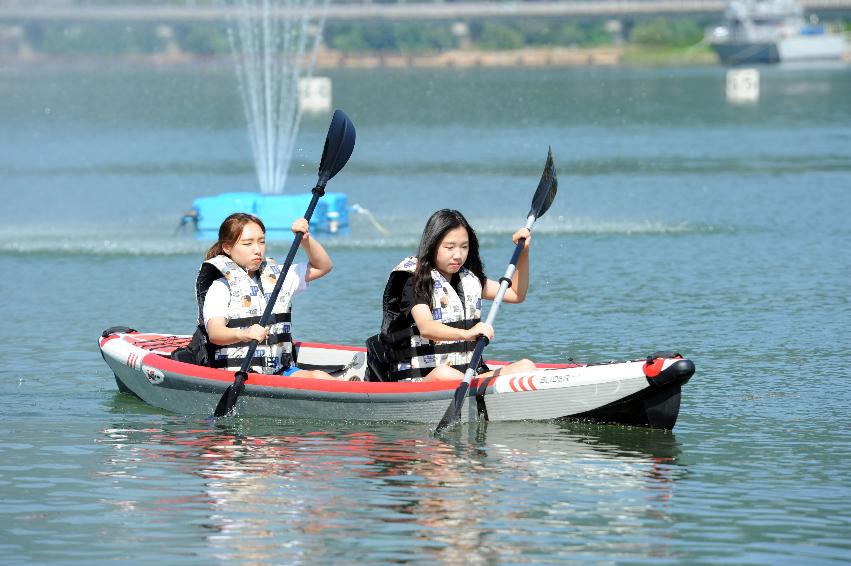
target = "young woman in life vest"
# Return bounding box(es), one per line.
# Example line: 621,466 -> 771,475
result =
380,209 -> 537,382
199,212 -> 336,379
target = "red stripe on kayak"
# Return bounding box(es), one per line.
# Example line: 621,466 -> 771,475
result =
509,377 -> 520,392
111,333 -> 585,395
142,352 -> 466,394
527,376 -> 538,391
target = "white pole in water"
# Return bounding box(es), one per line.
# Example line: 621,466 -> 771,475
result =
726,68 -> 760,104
298,77 -> 332,113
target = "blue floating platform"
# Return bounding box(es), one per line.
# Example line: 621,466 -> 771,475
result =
184,192 -> 349,240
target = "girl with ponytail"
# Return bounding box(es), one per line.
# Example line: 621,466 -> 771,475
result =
195,212 -> 336,379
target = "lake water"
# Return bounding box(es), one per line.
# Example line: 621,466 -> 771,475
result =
1,63 -> 850,564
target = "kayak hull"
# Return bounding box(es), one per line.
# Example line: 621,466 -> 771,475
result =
99,330 -> 694,429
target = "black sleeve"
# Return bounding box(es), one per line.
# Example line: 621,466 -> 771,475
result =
401,274 -> 434,311
399,275 -> 417,315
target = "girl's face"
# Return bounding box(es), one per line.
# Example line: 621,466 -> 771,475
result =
223,221 -> 266,273
434,226 -> 469,279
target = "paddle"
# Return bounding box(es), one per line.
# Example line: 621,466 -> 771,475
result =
213,109 -> 356,418
434,147 -> 557,434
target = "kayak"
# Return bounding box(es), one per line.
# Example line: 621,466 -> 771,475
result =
98,328 -> 695,429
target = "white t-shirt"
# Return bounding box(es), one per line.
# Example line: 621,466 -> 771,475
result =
203,262 -> 309,329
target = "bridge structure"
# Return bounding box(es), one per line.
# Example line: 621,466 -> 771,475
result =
1,1 -> 851,22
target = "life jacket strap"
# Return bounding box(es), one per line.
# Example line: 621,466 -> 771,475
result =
227,312 -> 291,329
210,355 -> 272,370
266,332 -> 292,346
387,341 -> 471,363
383,318 -> 480,346
226,332 -> 291,349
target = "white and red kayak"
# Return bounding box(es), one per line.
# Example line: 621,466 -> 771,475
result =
99,328 -> 695,429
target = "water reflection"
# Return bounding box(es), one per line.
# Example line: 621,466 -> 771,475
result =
97,402 -> 685,562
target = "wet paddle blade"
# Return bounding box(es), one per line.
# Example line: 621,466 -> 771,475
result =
213,372 -> 247,418
434,381 -> 470,433
318,109 -> 356,186
528,147 -> 558,219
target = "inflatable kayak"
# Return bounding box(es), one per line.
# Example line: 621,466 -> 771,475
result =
98,328 -> 695,429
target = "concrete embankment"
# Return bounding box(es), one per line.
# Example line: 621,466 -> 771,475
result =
0,46 -> 625,68
0,45 -> 725,68
314,46 -> 625,68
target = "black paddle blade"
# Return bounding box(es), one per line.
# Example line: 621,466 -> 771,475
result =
213,372 -> 247,418
528,146 -> 558,219
434,381 -> 470,434
318,109 -> 356,187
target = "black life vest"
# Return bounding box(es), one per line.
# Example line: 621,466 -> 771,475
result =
374,256 -> 482,381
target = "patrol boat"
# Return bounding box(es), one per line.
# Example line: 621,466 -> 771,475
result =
99,328 -> 695,430
706,0 -> 847,64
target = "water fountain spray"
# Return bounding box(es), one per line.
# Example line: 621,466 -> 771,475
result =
228,0 -> 328,194
179,0 -> 387,239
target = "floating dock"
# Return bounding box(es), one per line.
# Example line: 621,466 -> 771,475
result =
182,192 -> 349,239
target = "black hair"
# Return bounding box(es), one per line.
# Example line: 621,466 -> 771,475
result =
413,209 -> 486,305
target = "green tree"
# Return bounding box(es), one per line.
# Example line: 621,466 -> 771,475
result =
629,19 -> 673,46
177,24 -> 229,57
553,22 -> 613,47
393,22 -> 453,54
35,23 -> 164,55
630,18 -> 703,47
327,26 -> 371,52
476,21 -> 524,50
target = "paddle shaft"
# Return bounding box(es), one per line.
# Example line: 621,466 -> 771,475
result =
237,186 -> 325,372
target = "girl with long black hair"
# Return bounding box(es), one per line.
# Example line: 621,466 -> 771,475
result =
377,209 -> 537,382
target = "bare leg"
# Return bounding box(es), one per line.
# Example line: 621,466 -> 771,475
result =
290,369 -> 337,380
423,359 -> 536,383
423,358 -> 537,381
423,365 -> 465,382
478,358 -> 536,380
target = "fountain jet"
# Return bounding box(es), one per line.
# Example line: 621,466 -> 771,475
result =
229,0 -> 328,194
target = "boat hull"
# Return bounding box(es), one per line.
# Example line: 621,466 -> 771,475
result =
712,35 -> 846,64
99,331 -> 694,429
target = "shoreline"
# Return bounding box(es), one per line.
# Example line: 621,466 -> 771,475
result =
0,45 -> 721,70
315,46 -> 629,68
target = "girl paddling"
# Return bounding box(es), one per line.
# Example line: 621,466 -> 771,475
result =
375,209 -> 537,382
196,212 -> 336,379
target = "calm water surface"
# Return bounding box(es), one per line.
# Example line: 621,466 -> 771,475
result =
1,64 -> 850,564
